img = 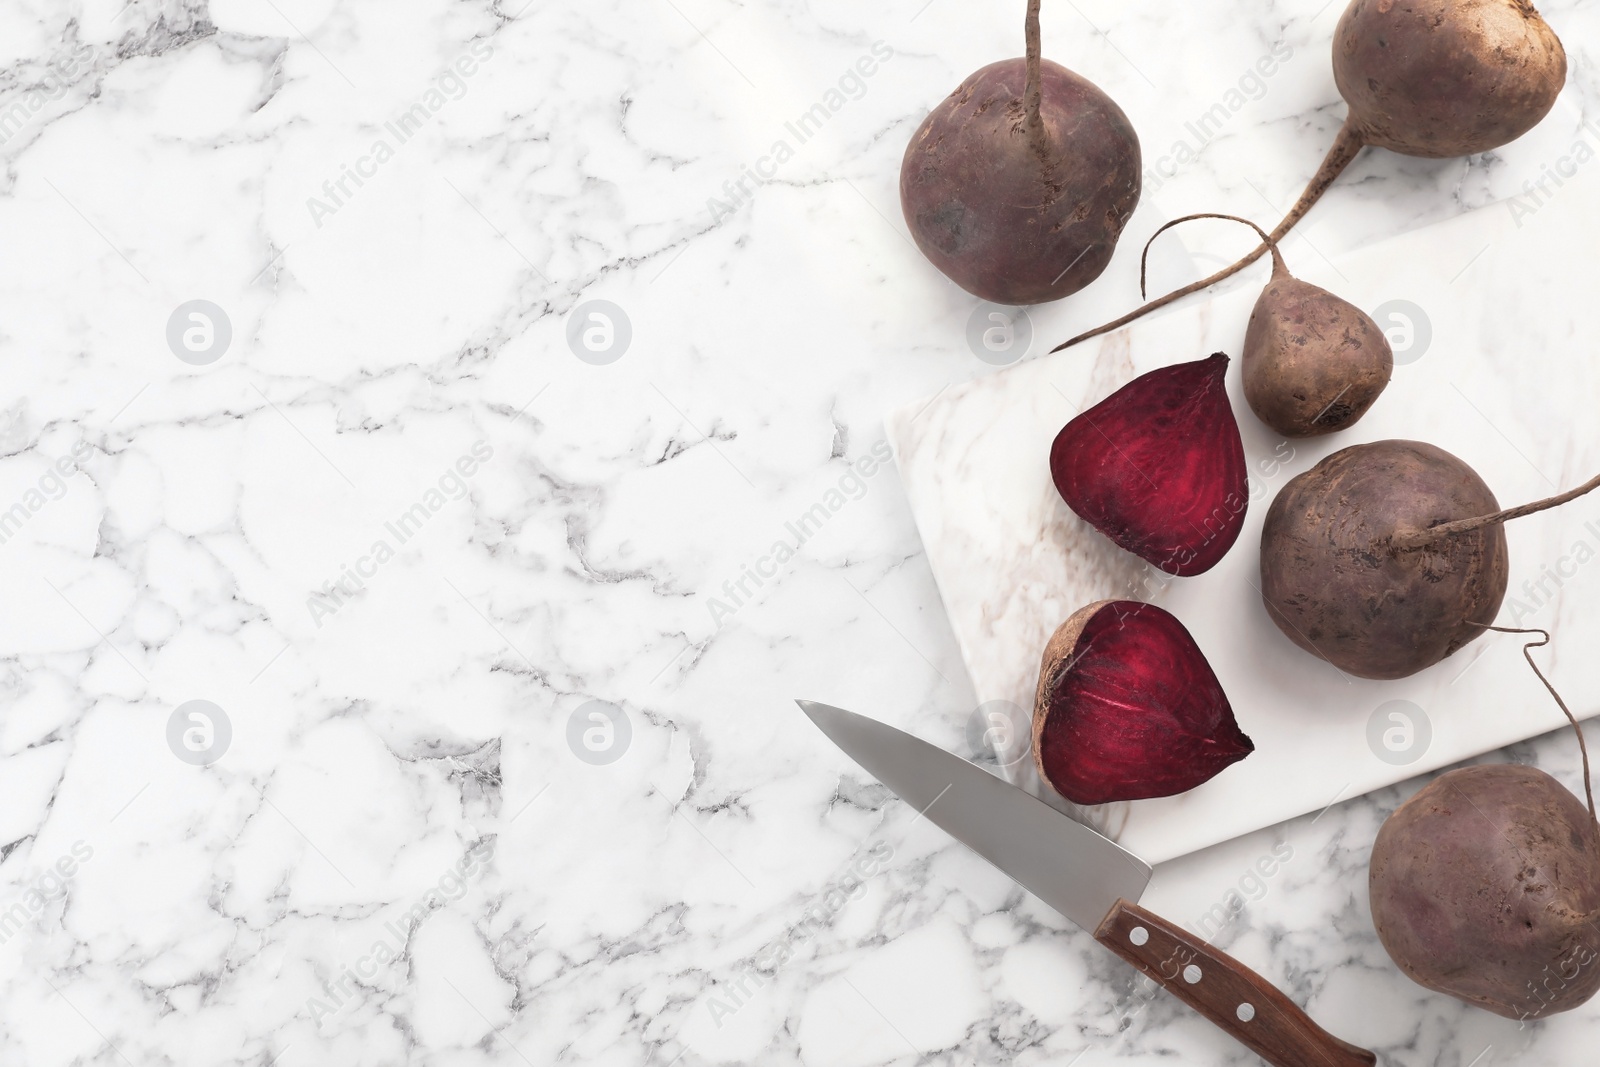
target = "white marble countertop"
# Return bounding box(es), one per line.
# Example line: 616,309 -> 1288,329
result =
3,1 -> 1600,1064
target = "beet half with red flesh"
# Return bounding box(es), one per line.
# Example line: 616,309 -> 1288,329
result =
1032,600 -> 1253,805
899,2 -> 1141,305
1051,353 -> 1248,576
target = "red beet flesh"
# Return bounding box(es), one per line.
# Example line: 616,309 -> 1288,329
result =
1032,600 -> 1253,805
1050,353 -> 1248,576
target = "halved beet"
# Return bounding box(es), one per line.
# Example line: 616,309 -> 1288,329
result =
1031,600 -> 1253,805
1050,353 -> 1248,576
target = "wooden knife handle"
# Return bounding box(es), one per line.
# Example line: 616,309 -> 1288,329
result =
1094,899 -> 1376,1067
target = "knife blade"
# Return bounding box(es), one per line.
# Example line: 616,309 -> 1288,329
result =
799,699 -> 1376,1067
798,698 -> 1150,930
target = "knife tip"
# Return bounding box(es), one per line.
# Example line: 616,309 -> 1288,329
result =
795,699 -> 834,724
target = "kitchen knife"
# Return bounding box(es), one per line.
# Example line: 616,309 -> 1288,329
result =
798,700 -> 1375,1067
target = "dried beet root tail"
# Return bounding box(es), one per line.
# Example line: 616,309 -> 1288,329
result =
1136,212 -> 1287,301
1391,470 -> 1600,551
1023,0 -> 1045,155
1473,623 -> 1598,826
1051,121 -> 1366,353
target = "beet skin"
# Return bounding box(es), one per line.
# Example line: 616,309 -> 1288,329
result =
1334,0 -> 1567,158
900,58 -> 1141,305
1242,264 -> 1392,437
1370,764 -> 1600,1019
1259,440 -> 1508,679
1052,0 -> 1567,352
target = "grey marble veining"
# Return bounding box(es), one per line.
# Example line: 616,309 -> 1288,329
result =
0,1 -> 1597,1065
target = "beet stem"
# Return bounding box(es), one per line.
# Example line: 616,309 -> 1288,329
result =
1476,624 -> 1597,825
1024,0 -> 1046,157
1051,120 -> 1366,353
1392,471 -> 1600,550
1136,212 -> 1287,302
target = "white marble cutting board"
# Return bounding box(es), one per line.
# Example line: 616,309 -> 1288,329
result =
889,167 -> 1600,865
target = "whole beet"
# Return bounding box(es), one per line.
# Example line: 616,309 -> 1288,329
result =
1139,213 -> 1393,437
1370,764 -> 1600,1019
1242,258 -> 1392,437
1259,440 -> 1508,679
1055,0 -> 1566,350
1336,0 -> 1568,158
900,3 -> 1141,305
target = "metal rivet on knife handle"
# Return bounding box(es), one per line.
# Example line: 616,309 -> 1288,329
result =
1094,899 -> 1377,1067
795,703 -> 1375,1067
